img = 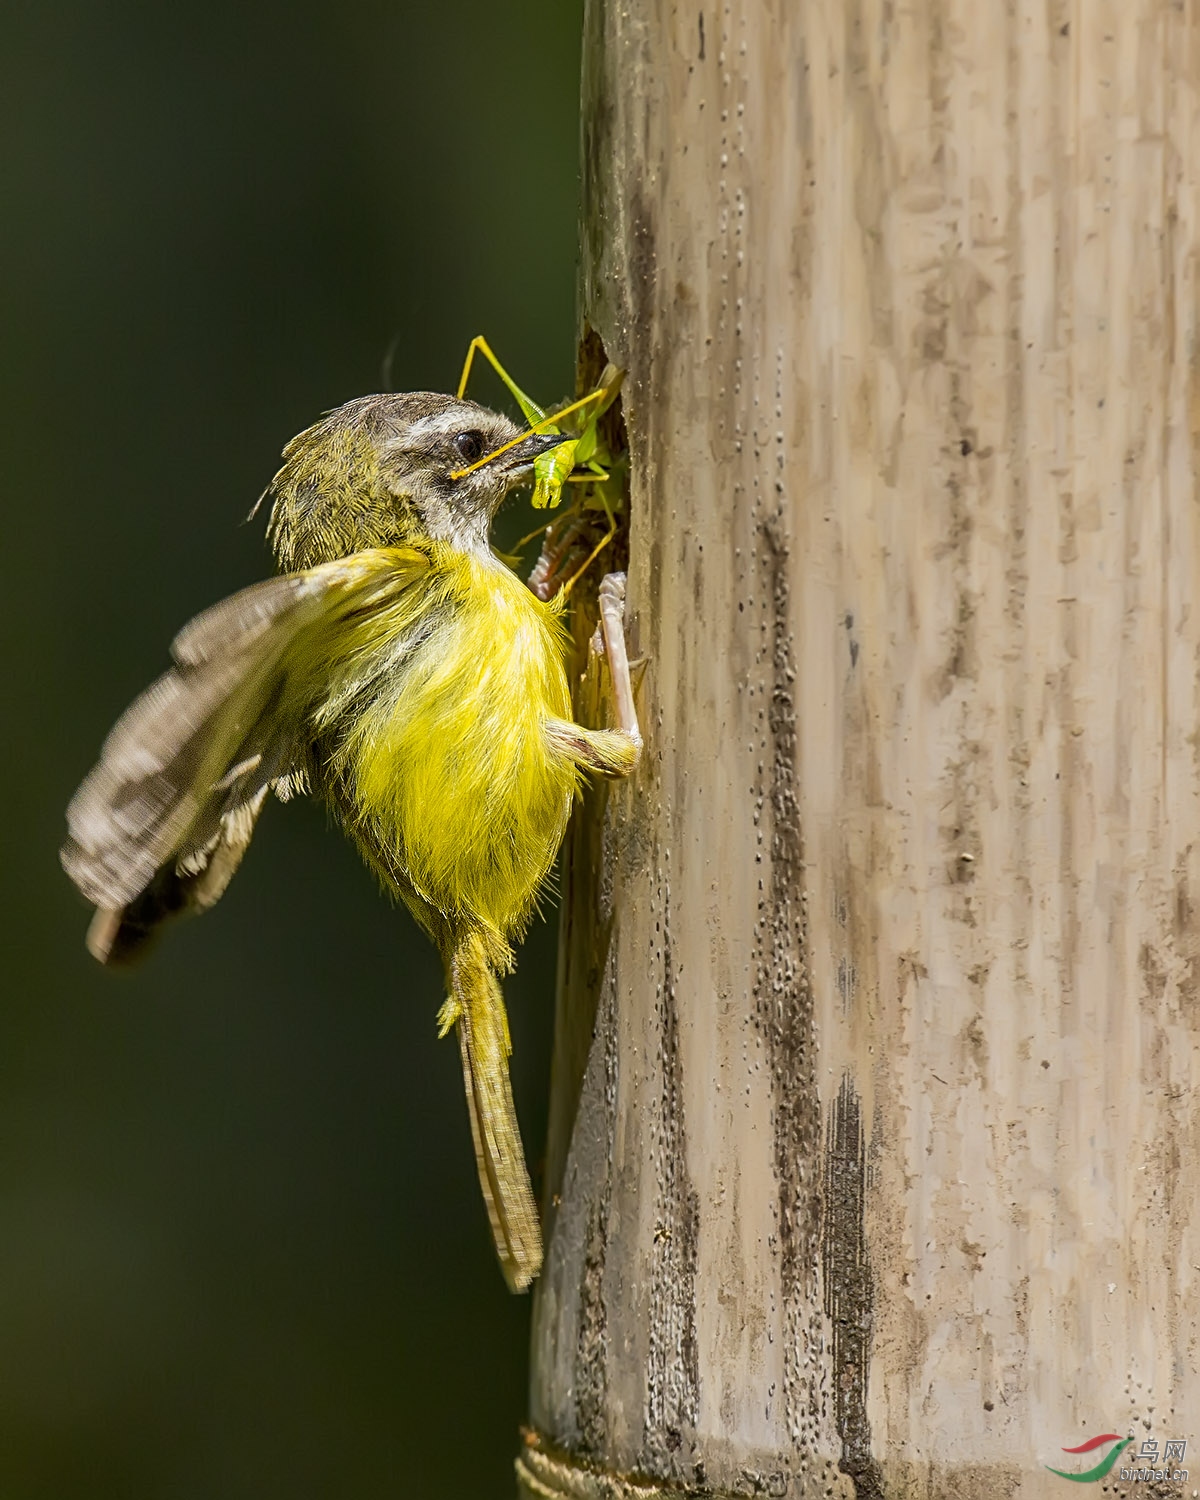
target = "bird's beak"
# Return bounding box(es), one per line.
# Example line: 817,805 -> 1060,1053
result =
495,430 -> 571,474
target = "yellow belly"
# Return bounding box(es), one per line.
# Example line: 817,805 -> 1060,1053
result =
335,552 -> 579,935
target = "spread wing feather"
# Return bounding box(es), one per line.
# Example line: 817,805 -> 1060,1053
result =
62,547 -> 427,961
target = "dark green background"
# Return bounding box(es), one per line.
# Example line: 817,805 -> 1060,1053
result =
2,2 -> 583,1494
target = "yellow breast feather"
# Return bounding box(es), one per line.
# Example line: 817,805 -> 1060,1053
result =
328,548 -> 581,935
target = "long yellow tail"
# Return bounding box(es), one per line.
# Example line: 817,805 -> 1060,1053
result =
440,932 -> 542,1291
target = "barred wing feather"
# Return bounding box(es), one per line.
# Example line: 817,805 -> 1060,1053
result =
61,548 -> 426,962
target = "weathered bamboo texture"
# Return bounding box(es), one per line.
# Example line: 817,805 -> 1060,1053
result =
522,3 -> 1200,1498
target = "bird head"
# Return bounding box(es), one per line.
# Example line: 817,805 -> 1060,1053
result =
265,392 -> 567,571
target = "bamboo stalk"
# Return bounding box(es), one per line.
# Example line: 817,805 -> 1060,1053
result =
525,3 -> 1200,1496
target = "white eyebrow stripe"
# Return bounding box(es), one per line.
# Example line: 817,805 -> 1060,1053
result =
406,410 -> 481,442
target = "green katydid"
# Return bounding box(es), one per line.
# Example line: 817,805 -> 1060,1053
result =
452,336 -> 626,595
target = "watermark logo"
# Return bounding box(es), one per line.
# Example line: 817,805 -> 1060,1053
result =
1046,1435 -> 1130,1483
1047,1435 -> 1188,1485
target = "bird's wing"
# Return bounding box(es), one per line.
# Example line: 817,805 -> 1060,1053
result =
62,546 -> 429,962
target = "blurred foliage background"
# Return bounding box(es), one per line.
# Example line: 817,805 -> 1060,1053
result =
1,1 -> 583,1494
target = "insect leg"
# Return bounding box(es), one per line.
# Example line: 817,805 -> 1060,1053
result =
559,489 -> 618,598
456,335 -> 547,426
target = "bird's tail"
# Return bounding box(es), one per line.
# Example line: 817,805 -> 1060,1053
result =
438,931 -> 542,1292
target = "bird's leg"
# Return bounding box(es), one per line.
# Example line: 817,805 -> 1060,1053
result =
595,572 -> 642,750
527,488 -> 618,602
545,571 -> 643,779
526,508 -> 594,602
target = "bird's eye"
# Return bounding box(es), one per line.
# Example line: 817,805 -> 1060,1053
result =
453,430 -> 486,464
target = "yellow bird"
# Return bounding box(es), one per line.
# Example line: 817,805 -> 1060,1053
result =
61,391 -> 642,1291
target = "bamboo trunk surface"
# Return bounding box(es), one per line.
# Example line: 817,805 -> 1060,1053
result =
523,4 -> 1200,1497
